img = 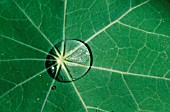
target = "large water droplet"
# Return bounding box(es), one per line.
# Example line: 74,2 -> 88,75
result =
45,40 -> 92,82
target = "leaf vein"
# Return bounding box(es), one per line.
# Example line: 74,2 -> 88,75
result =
12,0 -> 60,56
118,21 -> 170,38
65,61 -> 170,81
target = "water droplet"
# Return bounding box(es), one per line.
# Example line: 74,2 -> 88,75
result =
51,86 -> 56,90
45,40 -> 92,82
37,98 -> 40,101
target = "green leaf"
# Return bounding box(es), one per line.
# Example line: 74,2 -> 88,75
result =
0,0 -> 170,112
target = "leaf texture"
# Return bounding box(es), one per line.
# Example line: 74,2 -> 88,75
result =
0,0 -> 170,112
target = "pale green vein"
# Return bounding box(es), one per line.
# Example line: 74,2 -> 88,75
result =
0,78 -> 16,86
64,61 -> 170,81
0,63 -> 57,99
138,97 -> 158,112
0,35 -> 57,59
64,0 -> 150,58
0,68 -> 47,99
130,0 -> 132,8
47,100 -> 64,112
24,0 -> 33,10
153,19 -> 162,32
62,63 -> 88,112
61,0 -> 67,56
121,75 -> 141,111
38,4 -> 43,28
118,21 -> 170,38
40,65 -> 61,112
163,70 -> 170,78
87,106 -> 111,112
12,0 -> 60,57
104,31 -> 117,46
84,0 -> 150,43
148,53 -> 159,75
0,58 -> 58,62
80,87 -> 103,94
16,86 -> 23,111
0,35 -> 49,55
127,46 -> 145,72
0,58 -> 46,62
106,0 -> 111,23
0,15 -> 27,21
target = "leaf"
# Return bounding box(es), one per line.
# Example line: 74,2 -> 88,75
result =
0,0 -> 170,112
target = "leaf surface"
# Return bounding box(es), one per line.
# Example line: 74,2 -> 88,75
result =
0,0 -> 170,112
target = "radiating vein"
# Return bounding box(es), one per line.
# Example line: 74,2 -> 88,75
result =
40,65 -> 61,112
0,35 -> 57,58
64,61 -> 170,81
61,0 -> 67,56
62,64 -> 88,112
64,0 -> 150,58
12,0 -> 60,57
0,67 -> 50,99
0,58 -> 58,62
85,0 -> 150,42
118,21 -> 170,38
0,35 -> 49,55
0,58 -> 47,62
